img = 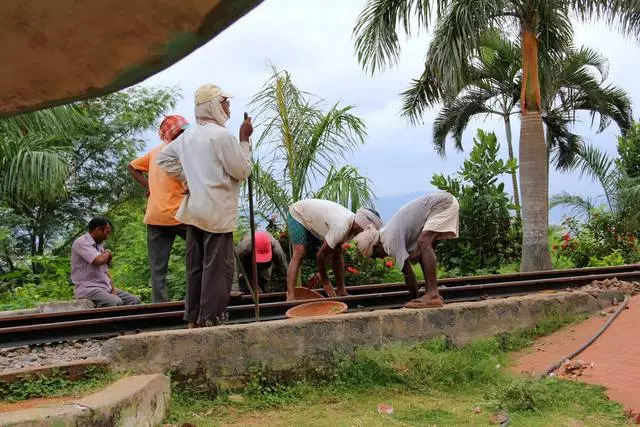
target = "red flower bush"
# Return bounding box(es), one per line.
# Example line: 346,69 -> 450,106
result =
346,266 -> 360,274
385,260 -> 394,268
342,242 -> 352,250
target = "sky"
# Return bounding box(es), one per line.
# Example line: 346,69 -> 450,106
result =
139,0 -> 640,218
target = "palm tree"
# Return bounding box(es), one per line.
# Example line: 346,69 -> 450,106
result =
428,33 -> 631,220
354,0 -> 640,271
250,67 -> 375,221
429,31 -> 522,217
0,105 -> 94,206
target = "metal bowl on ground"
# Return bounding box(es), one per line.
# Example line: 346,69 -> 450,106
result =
285,301 -> 348,319
293,287 -> 324,300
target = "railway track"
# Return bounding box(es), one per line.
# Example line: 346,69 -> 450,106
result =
1,264 -> 638,348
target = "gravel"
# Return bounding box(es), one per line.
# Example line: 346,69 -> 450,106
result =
0,339 -> 105,372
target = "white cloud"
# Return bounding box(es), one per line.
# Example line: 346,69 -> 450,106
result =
137,0 -> 639,204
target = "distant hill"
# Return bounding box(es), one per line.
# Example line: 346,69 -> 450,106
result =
374,191 -> 571,225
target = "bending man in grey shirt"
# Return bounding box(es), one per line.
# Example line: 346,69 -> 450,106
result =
353,192 -> 460,308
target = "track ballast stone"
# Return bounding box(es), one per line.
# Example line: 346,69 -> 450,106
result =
0,339 -> 105,372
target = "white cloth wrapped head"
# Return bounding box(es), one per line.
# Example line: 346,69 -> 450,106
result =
354,208 -> 383,230
353,226 -> 381,258
194,84 -> 232,127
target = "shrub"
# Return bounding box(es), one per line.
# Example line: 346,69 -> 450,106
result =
431,130 -> 520,275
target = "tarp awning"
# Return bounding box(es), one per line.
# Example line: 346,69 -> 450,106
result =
0,0 -> 262,116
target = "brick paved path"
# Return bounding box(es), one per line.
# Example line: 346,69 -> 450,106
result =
513,295 -> 640,412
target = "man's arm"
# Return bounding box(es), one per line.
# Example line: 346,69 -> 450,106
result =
315,241 -> 335,283
92,250 -> 112,266
128,152 -> 150,190
127,164 -> 149,190
74,240 -> 111,266
156,143 -> 186,181
271,237 -> 289,276
217,134 -> 252,181
315,241 -> 337,297
401,260 -> 419,299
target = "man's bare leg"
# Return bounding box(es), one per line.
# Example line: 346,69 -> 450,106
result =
405,231 -> 443,308
287,244 -> 306,301
332,249 -> 348,297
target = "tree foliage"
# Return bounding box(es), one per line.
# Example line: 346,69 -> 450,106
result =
0,86 -> 180,268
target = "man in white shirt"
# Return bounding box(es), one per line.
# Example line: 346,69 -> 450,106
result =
286,199 -> 383,301
157,84 -> 253,328
353,192 -> 460,309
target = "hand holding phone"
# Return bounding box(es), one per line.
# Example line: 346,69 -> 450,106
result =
240,111 -> 253,142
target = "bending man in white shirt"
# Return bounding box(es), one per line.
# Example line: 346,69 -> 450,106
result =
286,199 -> 382,301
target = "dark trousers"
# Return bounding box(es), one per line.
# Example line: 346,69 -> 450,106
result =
147,224 -> 186,303
185,225 -> 234,325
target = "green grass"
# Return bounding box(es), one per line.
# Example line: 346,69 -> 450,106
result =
167,312 -> 627,426
0,367 -> 118,402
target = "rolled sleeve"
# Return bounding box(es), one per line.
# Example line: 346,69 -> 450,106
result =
72,240 -> 101,265
129,152 -> 150,172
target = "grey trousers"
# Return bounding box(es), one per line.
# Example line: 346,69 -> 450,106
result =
147,224 -> 186,303
82,288 -> 141,307
185,226 -> 234,325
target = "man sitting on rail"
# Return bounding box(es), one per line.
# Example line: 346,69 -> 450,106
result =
353,192 -> 459,309
70,217 -> 141,307
286,199 -> 382,301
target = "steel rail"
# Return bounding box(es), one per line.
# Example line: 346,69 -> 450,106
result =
1,266 -> 638,348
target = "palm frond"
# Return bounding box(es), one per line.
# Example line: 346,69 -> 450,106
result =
353,0 -> 451,74
432,89 -> 496,155
572,143 -> 619,210
313,165 -> 375,212
549,191 -> 595,219
0,104 -> 95,141
570,1 -> 640,41
0,134 -> 71,205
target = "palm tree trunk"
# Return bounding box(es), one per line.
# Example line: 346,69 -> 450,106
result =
519,25 -> 553,272
503,115 -> 521,220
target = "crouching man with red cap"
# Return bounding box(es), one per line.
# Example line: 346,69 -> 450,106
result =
235,230 -> 288,294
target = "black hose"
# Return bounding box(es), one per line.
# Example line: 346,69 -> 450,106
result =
540,295 -> 630,378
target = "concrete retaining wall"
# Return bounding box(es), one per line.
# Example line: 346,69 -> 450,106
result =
0,374 -> 170,427
101,290 -> 621,392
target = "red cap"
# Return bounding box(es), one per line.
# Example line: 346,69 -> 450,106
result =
255,231 -> 273,263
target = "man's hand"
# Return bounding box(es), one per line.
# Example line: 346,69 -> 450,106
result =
111,287 -> 118,296
304,272 -> 320,289
320,278 -> 337,297
239,113 -> 253,142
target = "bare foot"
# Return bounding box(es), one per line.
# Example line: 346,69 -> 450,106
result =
187,322 -> 198,329
404,295 -> 444,309
286,293 -> 296,302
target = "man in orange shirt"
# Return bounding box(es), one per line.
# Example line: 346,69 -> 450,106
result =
127,115 -> 190,303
